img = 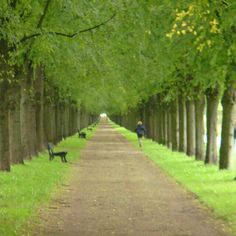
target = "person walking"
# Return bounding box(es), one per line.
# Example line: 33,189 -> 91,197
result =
135,121 -> 146,147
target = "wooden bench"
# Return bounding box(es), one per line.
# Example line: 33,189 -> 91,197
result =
47,143 -> 68,162
78,130 -> 86,138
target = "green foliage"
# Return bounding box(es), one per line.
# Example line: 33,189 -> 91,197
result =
114,123 -> 236,234
0,127 -> 95,236
1,0 -> 236,113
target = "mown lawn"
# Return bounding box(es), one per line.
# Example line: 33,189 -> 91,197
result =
0,127 -> 95,236
113,123 -> 236,235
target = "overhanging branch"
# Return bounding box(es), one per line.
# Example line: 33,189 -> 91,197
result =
18,13 -> 116,44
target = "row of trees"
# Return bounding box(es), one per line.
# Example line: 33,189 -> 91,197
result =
0,0 -> 113,171
1,1 -> 236,171
113,92 -> 234,170
0,61 -> 91,171
111,1 -> 236,170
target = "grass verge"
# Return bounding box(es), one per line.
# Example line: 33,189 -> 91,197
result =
112,122 -> 236,235
0,126 -> 96,236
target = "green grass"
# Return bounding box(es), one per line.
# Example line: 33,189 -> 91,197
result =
112,123 -> 236,235
0,126 -> 96,236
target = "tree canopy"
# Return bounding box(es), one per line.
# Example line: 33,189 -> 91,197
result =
1,0 -> 236,115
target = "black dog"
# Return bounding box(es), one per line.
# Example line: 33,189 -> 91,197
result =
47,143 -> 67,162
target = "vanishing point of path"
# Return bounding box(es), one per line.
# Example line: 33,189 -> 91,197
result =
36,121 -> 230,236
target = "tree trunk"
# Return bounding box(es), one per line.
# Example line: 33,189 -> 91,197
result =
186,100 -> 195,156
178,96 -> 186,152
51,103 -> 57,143
153,102 -> 158,141
0,40 -> 11,171
74,107 -> 79,133
195,96 -> 206,161
8,83 -> 23,164
44,100 -> 54,143
167,106 -> 172,149
163,106 -> 168,146
156,106 -> 161,143
160,104 -> 165,145
20,67 -> 32,160
205,89 -> 219,164
0,83 -> 11,171
144,102 -> 150,138
69,104 -> 73,135
219,86 -> 236,169
29,99 -> 38,156
64,100 -> 70,137
61,102 -> 67,137
56,102 -> 63,142
35,66 -> 45,151
148,98 -> 154,139
26,65 -> 37,157
171,99 -> 179,151
155,96 -> 160,142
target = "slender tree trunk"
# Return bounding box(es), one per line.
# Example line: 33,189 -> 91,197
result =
163,106 -> 168,146
69,104 -> 73,135
29,97 -> 38,156
55,101 -> 61,142
154,107 -> 159,142
25,65 -> 37,157
59,102 -> 64,139
74,106 -> 78,133
195,96 -> 206,161
61,102 -> 66,137
0,83 -> 10,171
154,96 -> 160,142
178,96 -> 186,152
171,99 -> 179,151
51,103 -> 57,143
158,104 -> 164,144
44,101 -> 49,143
167,106 -> 172,149
205,89 -> 219,164
118,114 -> 122,126
79,108 -> 83,129
64,100 -> 70,137
153,96 -> 158,141
44,100 -> 53,143
132,110 -> 137,132
35,66 -> 45,151
148,98 -> 154,139
160,104 -> 165,145
219,85 -> 236,169
186,100 -> 195,156
8,84 -> 23,164
20,70 -> 31,160
0,40 -> 11,171
144,102 -> 150,138
70,103 -> 75,135
75,107 -> 79,132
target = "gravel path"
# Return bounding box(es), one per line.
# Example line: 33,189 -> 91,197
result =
36,121 -> 231,236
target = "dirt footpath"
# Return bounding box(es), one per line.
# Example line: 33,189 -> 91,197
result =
36,121 -> 231,236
